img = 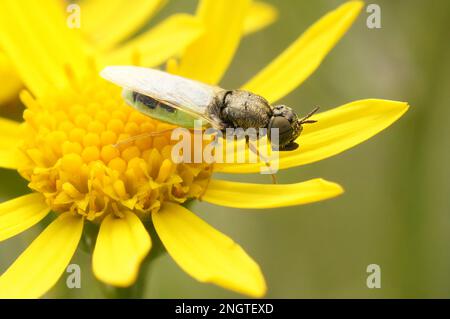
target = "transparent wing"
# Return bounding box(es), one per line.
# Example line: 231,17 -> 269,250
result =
100,66 -> 224,128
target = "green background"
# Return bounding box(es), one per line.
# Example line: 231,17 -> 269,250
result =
1,0 -> 449,298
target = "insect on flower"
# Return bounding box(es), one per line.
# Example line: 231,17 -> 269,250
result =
0,0 -> 410,299
101,66 -> 320,152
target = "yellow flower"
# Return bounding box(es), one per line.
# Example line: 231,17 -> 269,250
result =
0,51 -> 22,103
0,0 -> 408,298
0,0 -> 276,105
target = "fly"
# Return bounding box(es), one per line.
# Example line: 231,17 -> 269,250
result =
100,66 -> 319,151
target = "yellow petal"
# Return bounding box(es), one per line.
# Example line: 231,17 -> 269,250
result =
0,0 -> 87,97
153,202 -> 266,297
103,14 -> 203,67
0,117 -> 21,148
0,213 -> 83,298
0,50 -> 21,103
93,211 -> 151,287
0,193 -> 50,242
0,117 -> 21,169
177,0 -> 252,84
80,0 -> 167,51
0,149 -> 17,170
243,1 -> 278,36
242,1 -> 364,103
202,178 -> 343,209
216,99 -> 409,173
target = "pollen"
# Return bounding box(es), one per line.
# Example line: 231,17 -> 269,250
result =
18,74 -> 212,222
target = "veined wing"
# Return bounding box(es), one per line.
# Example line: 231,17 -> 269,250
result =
100,66 -> 224,128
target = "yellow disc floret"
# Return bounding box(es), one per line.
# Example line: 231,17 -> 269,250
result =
17,74 -> 212,222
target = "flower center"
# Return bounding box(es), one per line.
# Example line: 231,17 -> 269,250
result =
17,73 -> 212,221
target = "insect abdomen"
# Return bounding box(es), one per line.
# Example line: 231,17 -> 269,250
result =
122,89 -> 199,128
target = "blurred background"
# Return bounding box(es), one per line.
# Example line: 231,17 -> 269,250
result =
0,0 -> 449,298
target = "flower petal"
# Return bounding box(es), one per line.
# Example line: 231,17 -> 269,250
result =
93,211 -> 151,287
0,117 -> 21,148
243,1 -> 278,36
0,117 -> 21,169
153,202 -> 266,297
0,50 -> 22,103
80,0 -> 167,51
177,0 -> 251,84
242,1 -> 364,103
0,0 -> 87,97
202,178 -> 343,209
0,193 -> 50,242
0,213 -> 83,298
216,99 -> 409,173
103,14 -> 203,67
0,149 -> 17,170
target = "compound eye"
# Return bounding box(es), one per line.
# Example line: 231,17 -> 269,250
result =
269,116 -> 293,148
271,116 -> 292,136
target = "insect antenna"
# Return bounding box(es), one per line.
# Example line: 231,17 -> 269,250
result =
113,128 -> 174,148
301,120 -> 317,124
299,106 -> 320,124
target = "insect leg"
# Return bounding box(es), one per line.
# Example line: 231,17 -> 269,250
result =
113,128 -> 175,148
247,138 -> 277,184
198,130 -> 219,201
